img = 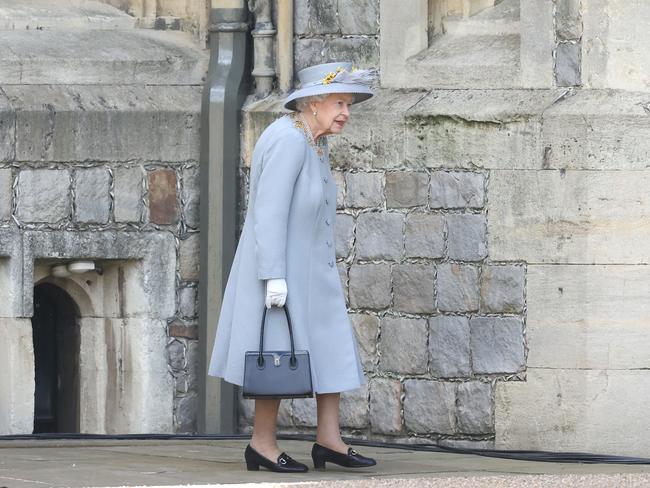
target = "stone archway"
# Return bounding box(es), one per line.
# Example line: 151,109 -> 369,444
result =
32,283 -> 80,434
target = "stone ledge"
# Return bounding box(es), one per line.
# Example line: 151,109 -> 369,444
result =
0,84 -> 201,163
242,88 -> 650,170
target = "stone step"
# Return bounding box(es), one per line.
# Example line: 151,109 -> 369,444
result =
0,29 -> 207,85
0,0 -> 136,30
443,0 -> 520,36
0,84 -> 201,163
404,33 -> 520,89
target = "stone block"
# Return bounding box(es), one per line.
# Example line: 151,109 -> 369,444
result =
488,170 -> 650,263
392,263 -> 436,313
179,287 -> 197,319
520,0 -> 555,87
335,213 -> 354,259
294,38 -> 327,73
293,398 -> 317,427
470,317 -> 525,374
179,233 -> 199,281
327,37 -> 379,69
446,214 -> 487,261
340,383 -> 369,429
369,378 -> 402,434
332,170 -> 345,208
350,264 -> 391,309
338,0 -> 379,34
345,172 -> 383,207
429,316 -> 471,378
16,169 -> 70,223
379,316 -> 428,374
167,339 -> 186,371
175,392 -> 197,433
349,313 -> 379,371
305,0 -> 338,34
496,368 -> 650,457
355,212 -> 403,260
0,94 -> 15,163
114,167 -> 143,223
437,263 -> 480,313
74,167 -> 110,224
403,380 -> 456,434
457,381 -> 493,434
0,319 -> 35,435
385,171 -> 428,208
238,393 -> 255,426
527,265 -> 650,370
277,399 -> 293,427
293,0 -> 310,35
0,168 -> 12,221
555,0 -> 582,40
429,171 -> 485,209
556,42 -> 581,87
404,214 -> 445,259
182,166 -> 200,228
7,85 -> 201,163
148,169 -> 178,225
480,265 -> 525,314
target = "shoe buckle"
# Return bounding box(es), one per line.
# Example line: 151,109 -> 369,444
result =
279,457 -> 287,465
350,449 -> 358,455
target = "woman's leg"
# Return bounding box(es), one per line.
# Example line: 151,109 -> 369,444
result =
315,393 -> 348,453
250,399 -> 282,460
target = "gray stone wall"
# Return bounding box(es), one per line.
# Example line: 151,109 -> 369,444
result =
0,85 -> 202,434
293,0 -> 379,72
554,0 -> 582,86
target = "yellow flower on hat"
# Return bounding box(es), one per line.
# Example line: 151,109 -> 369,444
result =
322,66 -> 345,85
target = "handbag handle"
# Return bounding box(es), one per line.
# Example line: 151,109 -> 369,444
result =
258,303 -> 297,367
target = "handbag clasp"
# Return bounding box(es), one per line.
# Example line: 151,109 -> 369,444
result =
272,353 -> 281,367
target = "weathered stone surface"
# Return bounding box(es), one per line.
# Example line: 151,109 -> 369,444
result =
298,0 -> 338,35
556,0 -> 582,40
74,167 -> 110,224
429,316 -> 471,378
179,287 -> 197,319
16,169 -> 70,223
488,170 -> 650,263
293,0 -> 310,35
292,398 -> 317,427
114,167 -> 143,223
355,212 -> 403,260
337,261 -> 348,304
6,85 -> 201,163
332,170 -> 345,208
168,323 -> 198,340
349,313 -> 378,371
339,0 -> 379,34
556,42 -> 581,86
294,38 -> 327,73
179,233 -> 199,281
404,213 -> 445,259
496,368 -> 650,457
148,169 -> 178,225
340,383 -> 369,429
480,265 -> 525,313
385,171 -> 428,208
175,392 -> 197,433
457,381 -> 493,434
541,91 -> 650,170
277,399 -> 293,428
296,37 -> 379,73
379,316 -> 428,374
345,172 -> 383,207
520,0 -> 555,88
182,166 -> 199,228
0,319 -> 35,435
392,263 -> 436,313
527,265 -> 650,369
0,93 -> 15,163
470,317 -> 525,374
446,214 -> 487,261
335,213 -> 354,258
167,339 -> 185,371
429,171 -> 485,209
403,380 -> 456,434
370,378 -> 402,434
0,168 -> 12,221
437,263 -> 480,313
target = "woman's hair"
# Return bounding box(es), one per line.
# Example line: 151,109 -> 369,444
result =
295,94 -> 329,113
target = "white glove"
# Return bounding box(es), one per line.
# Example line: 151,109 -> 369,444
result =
265,278 -> 288,308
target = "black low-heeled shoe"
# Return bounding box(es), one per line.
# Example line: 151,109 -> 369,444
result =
244,444 -> 308,473
311,443 -> 377,469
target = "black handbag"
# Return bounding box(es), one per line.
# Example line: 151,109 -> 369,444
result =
242,304 -> 313,399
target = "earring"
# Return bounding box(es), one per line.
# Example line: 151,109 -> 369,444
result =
313,111 -> 317,117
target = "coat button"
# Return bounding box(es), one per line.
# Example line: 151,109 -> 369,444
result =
328,260 -> 334,268
326,240 -> 332,247
325,198 -> 329,205
325,219 -> 330,226
323,177 -> 328,183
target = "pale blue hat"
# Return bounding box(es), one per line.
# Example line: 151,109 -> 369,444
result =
284,62 -> 376,111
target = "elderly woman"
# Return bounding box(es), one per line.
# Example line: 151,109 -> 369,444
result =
208,62 -> 377,473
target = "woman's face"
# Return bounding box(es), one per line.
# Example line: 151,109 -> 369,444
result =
310,93 -> 354,137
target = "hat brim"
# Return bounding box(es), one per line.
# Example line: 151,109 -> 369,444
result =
284,83 -> 374,111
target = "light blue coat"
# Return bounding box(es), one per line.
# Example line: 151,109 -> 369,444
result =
208,114 -> 365,394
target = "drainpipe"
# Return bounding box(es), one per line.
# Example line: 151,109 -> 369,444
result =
276,0 -> 293,93
198,2 -> 251,434
249,0 -> 276,97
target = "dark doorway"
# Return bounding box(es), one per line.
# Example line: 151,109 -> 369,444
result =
32,283 -> 81,433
